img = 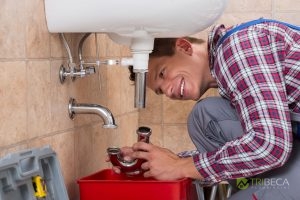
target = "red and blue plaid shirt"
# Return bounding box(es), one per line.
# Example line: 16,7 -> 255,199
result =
193,21 -> 300,184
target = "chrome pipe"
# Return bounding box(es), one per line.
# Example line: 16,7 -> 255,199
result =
60,33 -> 73,64
107,126 -> 152,175
134,72 -> 147,108
78,33 -> 92,66
68,98 -> 117,129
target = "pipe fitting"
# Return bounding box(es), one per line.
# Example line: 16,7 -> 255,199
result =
68,98 -> 117,129
59,33 -> 96,84
107,126 -> 151,175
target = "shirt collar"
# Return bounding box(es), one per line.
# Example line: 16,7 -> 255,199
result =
208,24 -> 227,68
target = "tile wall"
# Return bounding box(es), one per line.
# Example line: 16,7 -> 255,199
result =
0,0 -> 299,199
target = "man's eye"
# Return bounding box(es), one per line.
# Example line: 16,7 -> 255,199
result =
159,68 -> 165,78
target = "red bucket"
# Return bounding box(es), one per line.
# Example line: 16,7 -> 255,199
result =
77,169 -> 198,200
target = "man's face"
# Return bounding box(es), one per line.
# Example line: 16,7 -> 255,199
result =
146,46 -> 207,101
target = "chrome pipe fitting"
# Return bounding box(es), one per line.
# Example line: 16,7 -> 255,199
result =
59,33 -> 96,84
134,72 -> 147,108
107,126 -> 152,175
68,98 -> 117,129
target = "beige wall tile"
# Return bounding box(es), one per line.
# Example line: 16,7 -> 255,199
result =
163,97 -> 195,124
274,0 -> 300,11
75,126 -> 95,177
51,131 -> 76,200
0,61 -> 27,146
107,112 -> 139,147
0,0 -> 26,58
139,88 -> 163,124
120,45 -> 131,57
80,33 -> 97,60
274,13 -> 300,25
50,34 -> 65,58
106,37 -> 122,57
93,124 -> 112,170
142,124 -> 163,147
75,122 -> 116,177
28,136 -> 52,149
225,0 -> 272,12
25,0 -> 50,58
163,125 -> 195,153
218,13 -> 273,26
27,60 -> 52,137
50,60 -> 75,131
0,144 -> 28,158
54,33 -> 78,62
97,66 -> 108,103
106,66 -> 122,115
70,64 -> 106,127
107,66 -> 136,116
96,34 -> 107,58
72,67 -> 103,102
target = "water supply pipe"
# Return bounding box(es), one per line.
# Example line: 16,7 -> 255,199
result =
78,33 -> 92,65
107,126 -> 152,175
68,98 -> 117,129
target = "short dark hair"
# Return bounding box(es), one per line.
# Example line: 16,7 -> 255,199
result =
128,37 -> 205,81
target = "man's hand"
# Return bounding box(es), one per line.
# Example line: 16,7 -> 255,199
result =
105,146 -> 135,174
131,142 -> 203,180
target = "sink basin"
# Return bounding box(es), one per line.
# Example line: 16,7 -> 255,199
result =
77,169 -> 198,200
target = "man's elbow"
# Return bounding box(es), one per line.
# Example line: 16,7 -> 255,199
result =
272,142 -> 293,169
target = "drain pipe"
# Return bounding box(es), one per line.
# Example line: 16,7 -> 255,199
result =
107,126 -> 151,175
68,98 -> 117,129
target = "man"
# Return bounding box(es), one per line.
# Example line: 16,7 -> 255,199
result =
113,19 -> 300,199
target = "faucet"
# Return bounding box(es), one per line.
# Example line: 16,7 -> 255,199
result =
68,98 -> 117,129
107,126 -> 151,175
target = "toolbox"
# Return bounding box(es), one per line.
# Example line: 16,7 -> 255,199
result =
77,169 -> 198,200
0,145 -> 69,200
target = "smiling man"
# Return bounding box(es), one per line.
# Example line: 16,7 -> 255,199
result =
146,37 -> 217,101
115,19 -> 300,199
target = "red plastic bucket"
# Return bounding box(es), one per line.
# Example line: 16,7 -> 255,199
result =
77,169 -> 198,200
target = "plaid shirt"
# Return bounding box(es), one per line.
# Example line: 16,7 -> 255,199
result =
192,21 -> 300,184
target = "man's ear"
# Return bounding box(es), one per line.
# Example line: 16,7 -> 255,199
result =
175,38 -> 193,55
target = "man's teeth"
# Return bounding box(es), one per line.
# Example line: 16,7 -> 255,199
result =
180,81 -> 185,97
